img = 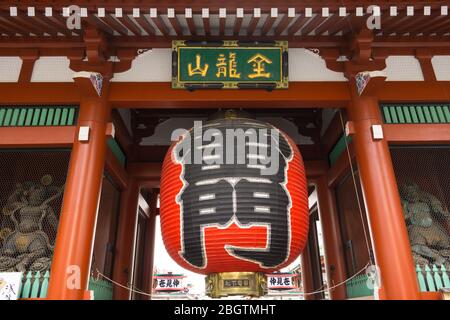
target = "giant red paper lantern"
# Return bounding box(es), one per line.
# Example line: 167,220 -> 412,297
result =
160,116 -> 309,276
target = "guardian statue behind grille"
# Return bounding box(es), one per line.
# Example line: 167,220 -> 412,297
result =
0,175 -> 63,272
400,182 -> 450,268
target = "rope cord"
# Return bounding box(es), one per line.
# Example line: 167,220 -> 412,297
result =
93,262 -> 370,298
298,262 -> 370,296
338,110 -> 374,266
92,269 -> 196,300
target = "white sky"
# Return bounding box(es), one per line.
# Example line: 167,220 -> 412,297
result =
153,216 -> 317,295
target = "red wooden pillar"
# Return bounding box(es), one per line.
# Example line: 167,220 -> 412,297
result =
300,245 -> 316,300
112,178 -> 141,300
47,75 -> 111,300
347,81 -> 420,299
315,176 -> 347,300
142,190 -> 158,298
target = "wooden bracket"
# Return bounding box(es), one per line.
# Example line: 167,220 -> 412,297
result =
415,48 -> 436,82
322,48 -> 345,73
322,29 -> 387,79
69,27 -> 137,79
350,28 -> 373,66
18,49 -> 39,83
114,49 -> 137,74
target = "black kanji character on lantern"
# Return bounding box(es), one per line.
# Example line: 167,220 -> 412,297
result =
284,277 -> 291,285
175,120 -> 293,269
159,279 -> 166,288
167,279 -> 173,287
173,279 -> 180,287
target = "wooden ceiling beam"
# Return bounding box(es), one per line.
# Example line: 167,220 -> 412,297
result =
12,13 -> 48,36
260,13 -> 277,35
372,36 -> 450,49
151,16 -> 170,36
327,16 -> 351,36
274,13 -> 294,36
5,35 -> 450,53
36,13 -> 73,37
0,126 -> 76,148
287,16 -> 309,35
167,13 -> 183,36
85,15 -> 115,36
25,15 -> 60,37
134,16 -> 156,36
0,1 -> 430,12
219,15 -> 226,36
375,10 -> 397,34
422,17 -> 450,35
0,28 -> 14,36
0,12 -> 41,36
433,21 -> 450,36
407,15 -> 448,35
380,11 -> 407,32
185,15 -> 197,36
246,15 -> 260,36
383,16 -> 416,35
394,14 -> 437,35
4,81 -> 450,109
47,13 -> 82,35
202,16 -> 211,36
372,14 -> 398,36
3,5 -> 449,40
233,14 -> 243,36
117,14 -> 142,36
102,14 -> 129,36
314,14 -> 341,36
108,82 -> 349,109
300,15 -> 327,35
0,20 -> 19,36
110,35 -> 347,48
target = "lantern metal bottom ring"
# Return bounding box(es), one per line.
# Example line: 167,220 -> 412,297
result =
205,272 -> 267,298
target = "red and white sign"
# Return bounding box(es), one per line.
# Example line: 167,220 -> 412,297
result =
266,274 -> 298,290
154,275 -> 186,292
0,272 -> 22,300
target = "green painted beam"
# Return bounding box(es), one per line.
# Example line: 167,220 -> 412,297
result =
107,138 -> 127,167
328,134 -> 352,166
382,104 -> 450,124
0,106 -> 78,127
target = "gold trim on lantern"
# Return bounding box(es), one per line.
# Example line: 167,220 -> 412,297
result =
224,110 -> 239,119
205,272 -> 267,298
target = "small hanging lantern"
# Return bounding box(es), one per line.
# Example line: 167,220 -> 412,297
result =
160,112 -> 309,297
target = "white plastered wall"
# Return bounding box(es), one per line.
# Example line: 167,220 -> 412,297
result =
111,48 -> 347,82
383,56 -> 424,81
30,57 -> 74,82
431,56 -> 450,81
2,51 -> 450,83
0,57 -> 22,82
